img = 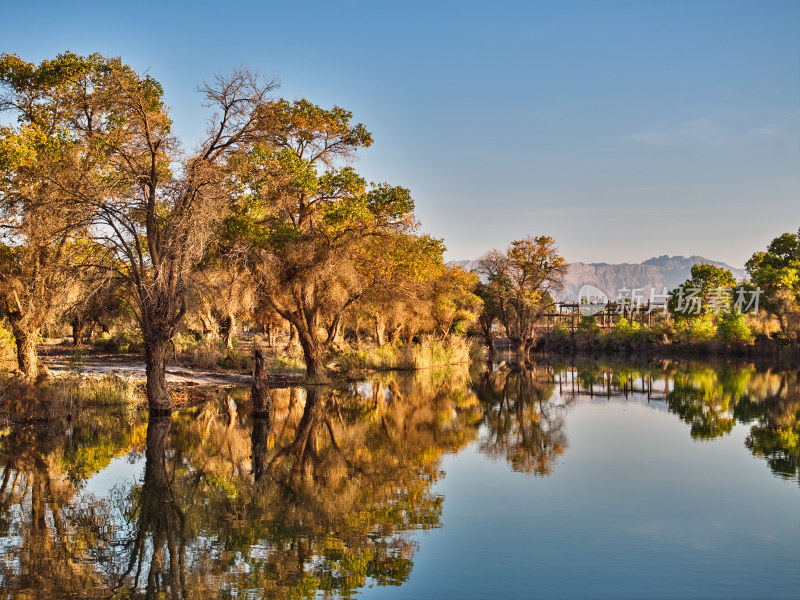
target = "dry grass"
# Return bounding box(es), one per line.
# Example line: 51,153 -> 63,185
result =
334,335 -> 481,372
0,373 -> 144,420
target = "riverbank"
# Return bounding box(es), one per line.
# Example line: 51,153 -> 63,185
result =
534,332 -> 800,366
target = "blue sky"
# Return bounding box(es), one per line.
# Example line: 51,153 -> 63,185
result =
2,0 -> 798,267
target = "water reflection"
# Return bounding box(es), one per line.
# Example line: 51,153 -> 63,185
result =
474,367 -> 567,475
0,361 -> 797,597
666,363 -> 798,481
543,360 -> 799,483
0,371 -> 479,597
0,404 -> 145,596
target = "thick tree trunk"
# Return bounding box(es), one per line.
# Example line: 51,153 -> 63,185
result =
519,337 -> 535,361
297,332 -> 325,380
251,348 -> 272,417
145,336 -> 172,414
8,319 -> 38,379
199,313 -> 216,342
510,336 -> 528,361
71,316 -> 84,346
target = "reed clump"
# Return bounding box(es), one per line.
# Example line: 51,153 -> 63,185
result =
334,335 -> 480,372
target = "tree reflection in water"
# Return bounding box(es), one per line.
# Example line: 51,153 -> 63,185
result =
122,415 -> 188,597
0,370 -> 478,597
0,363 -> 796,597
474,366 -> 568,475
664,363 -> 799,481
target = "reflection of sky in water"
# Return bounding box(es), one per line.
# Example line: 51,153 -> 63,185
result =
1,366 -> 798,598
83,453 -> 144,498
368,400 -> 800,599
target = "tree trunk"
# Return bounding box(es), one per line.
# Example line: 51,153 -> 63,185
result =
509,336 -> 528,362
71,316 -> 85,346
8,319 -> 38,379
224,313 -> 236,350
251,348 -> 272,417
330,319 -> 345,349
486,334 -> 497,360
374,314 -> 385,346
145,336 -> 172,414
297,331 -> 325,379
200,313 -> 216,342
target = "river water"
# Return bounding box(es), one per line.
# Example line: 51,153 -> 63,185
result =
0,360 -> 797,598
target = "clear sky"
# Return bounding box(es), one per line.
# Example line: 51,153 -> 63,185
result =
2,0 -> 798,267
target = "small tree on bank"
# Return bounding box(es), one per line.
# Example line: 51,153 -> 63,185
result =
478,236 -> 567,358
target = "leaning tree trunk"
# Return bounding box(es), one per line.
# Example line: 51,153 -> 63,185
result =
144,335 -> 172,414
251,348 -> 272,417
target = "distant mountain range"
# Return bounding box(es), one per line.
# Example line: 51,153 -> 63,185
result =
449,255 -> 748,301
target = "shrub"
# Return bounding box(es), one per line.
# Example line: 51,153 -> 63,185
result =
717,311 -> 754,344
685,315 -> 717,342
334,335 -> 475,372
172,329 -> 203,352
268,355 -> 306,373
577,316 -> 599,335
94,330 -> 144,353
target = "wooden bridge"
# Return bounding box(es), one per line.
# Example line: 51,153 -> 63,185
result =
537,301 -> 667,334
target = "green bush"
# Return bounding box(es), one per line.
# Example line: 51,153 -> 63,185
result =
716,311 -> 754,344
685,314 -> 717,342
577,316 -> 599,335
172,329 -> 203,352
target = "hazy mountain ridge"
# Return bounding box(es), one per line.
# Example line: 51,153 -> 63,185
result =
449,256 -> 748,301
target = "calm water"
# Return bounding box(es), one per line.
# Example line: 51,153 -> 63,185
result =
0,361 -> 798,598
